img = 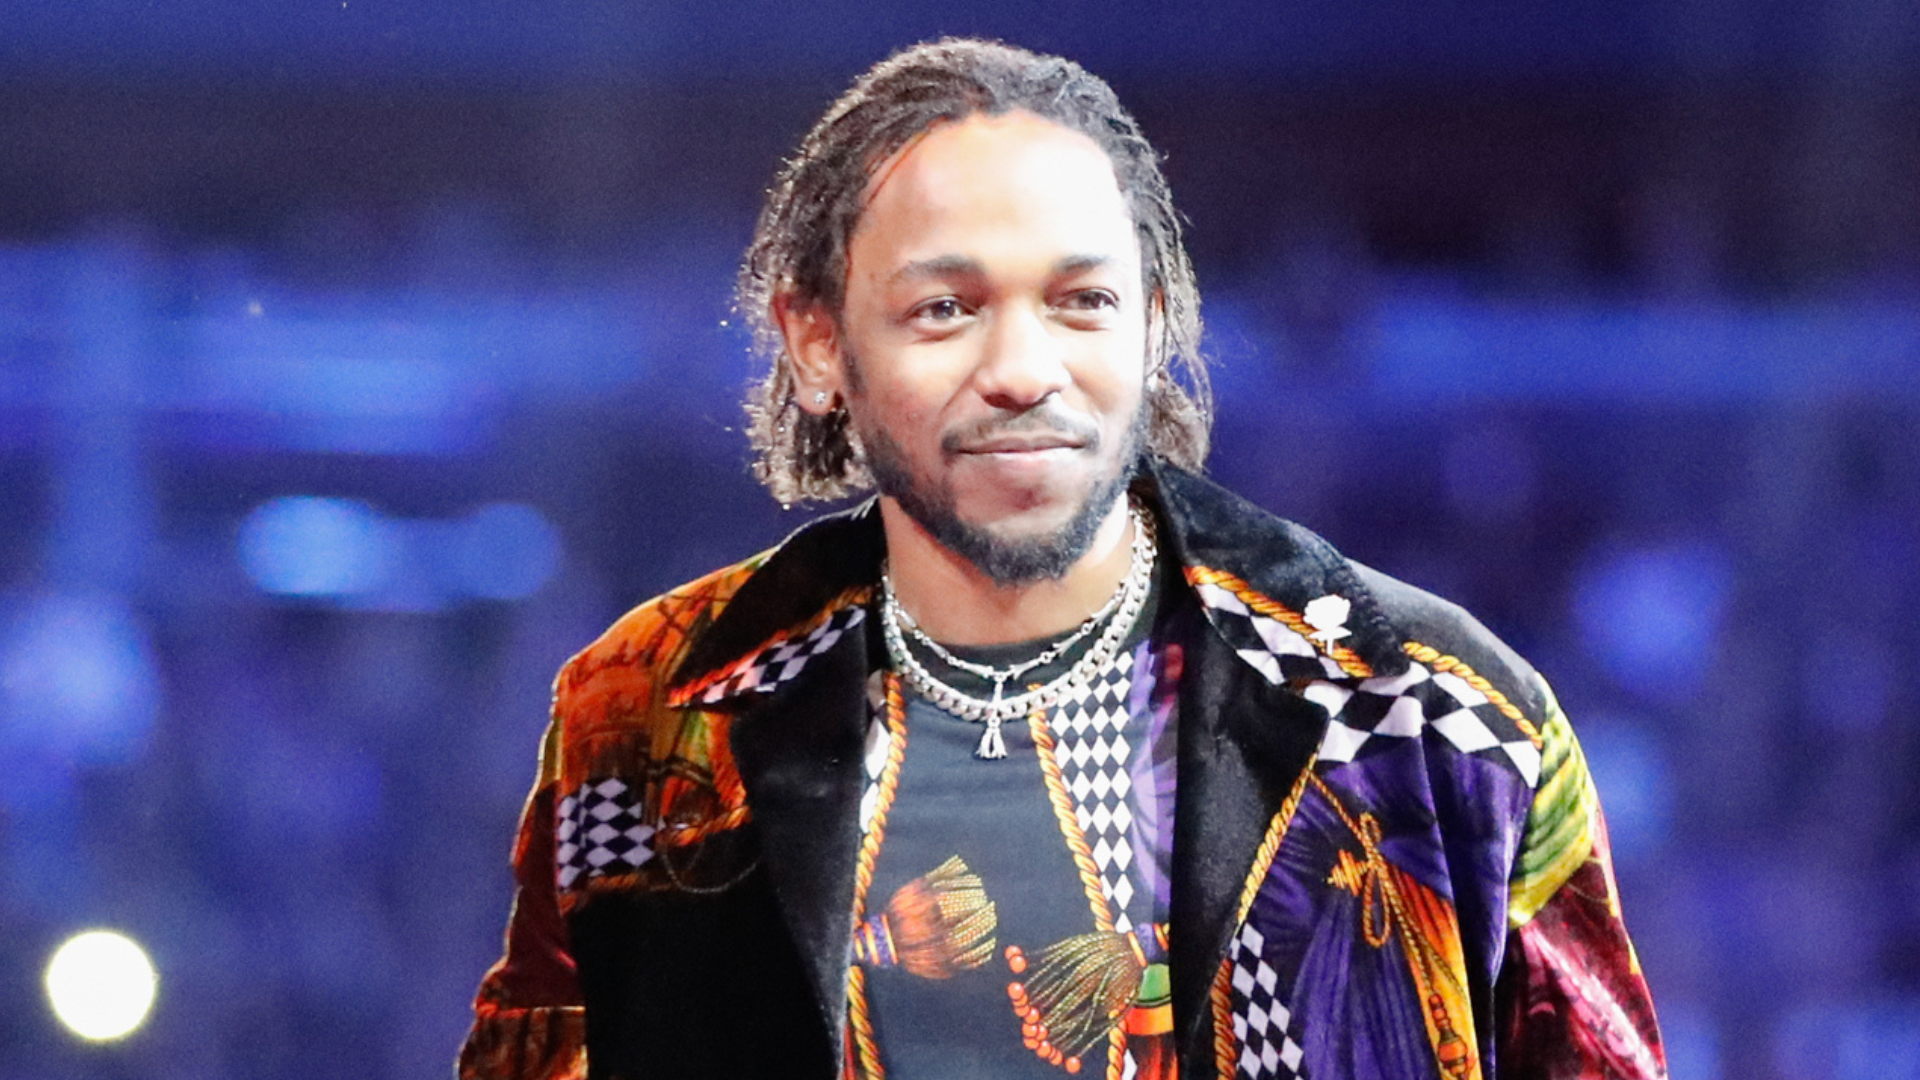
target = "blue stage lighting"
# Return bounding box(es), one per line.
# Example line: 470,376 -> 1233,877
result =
238,497 -> 396,598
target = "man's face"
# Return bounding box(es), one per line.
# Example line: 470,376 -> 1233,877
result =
825,110 -> 1150,583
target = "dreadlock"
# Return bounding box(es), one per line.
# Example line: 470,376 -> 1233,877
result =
737,38 -> 1211,504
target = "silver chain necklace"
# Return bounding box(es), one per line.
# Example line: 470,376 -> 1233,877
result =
880,501 -> 1157,759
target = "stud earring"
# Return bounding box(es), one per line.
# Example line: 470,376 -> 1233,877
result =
814,391 -> 829,406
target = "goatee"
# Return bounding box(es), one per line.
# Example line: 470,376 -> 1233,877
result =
860,405 -> 1147,587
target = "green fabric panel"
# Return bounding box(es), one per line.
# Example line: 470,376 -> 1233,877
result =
1508,680 -> 1598,926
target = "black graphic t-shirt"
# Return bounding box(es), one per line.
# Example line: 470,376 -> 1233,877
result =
846,568 -> 1187,1080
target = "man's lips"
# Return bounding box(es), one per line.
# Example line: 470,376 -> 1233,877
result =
954,434 -> 1085,455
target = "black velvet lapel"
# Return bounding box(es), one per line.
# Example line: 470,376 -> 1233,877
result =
1166,621 -> 1317,1060
724,626 -> 871,1071
676,499 -> 884,1069
1144,464 -> 1409,1066
670,498 -> 885,696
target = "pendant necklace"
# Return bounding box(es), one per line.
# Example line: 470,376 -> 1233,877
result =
879,501 -> 1157,758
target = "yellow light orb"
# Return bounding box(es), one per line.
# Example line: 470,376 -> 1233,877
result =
44,930 -> 158,1041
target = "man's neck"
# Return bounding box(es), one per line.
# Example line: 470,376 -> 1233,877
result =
878,495 -> 1136,647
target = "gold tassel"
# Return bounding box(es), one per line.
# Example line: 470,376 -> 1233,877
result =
1005,931 -> 1143,1071
857,856 -> 998,979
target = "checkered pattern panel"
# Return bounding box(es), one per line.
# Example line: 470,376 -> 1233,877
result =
555,778 -> 655,890
1047,650 -> 1143,932
1193,581 -> 1349,685
693,605 -> 866,704
859,704 -> 892,836
1308,664 -> 1541,786
1228,924 -> 1308,1080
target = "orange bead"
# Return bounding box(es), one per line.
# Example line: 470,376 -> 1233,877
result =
1024,1035 -> 1040,1051
1009,954 -> 1028,973
1047,1047 -> 1065,1066
1066,1057 -> 1082,1074
1006,945 -> 1023,959
1035,1024 -> 1049,1042
1037,1041 -> 1054,1059
1007,983 -> 1026,1000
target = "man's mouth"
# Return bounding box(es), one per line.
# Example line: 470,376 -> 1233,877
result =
955,433 -> 1086,455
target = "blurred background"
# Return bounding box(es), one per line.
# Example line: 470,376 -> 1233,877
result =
1,1 -> 1917,1077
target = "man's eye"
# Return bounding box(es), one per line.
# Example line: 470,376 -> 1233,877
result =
913,298 -> 967,322
1062,289 -> 1118,311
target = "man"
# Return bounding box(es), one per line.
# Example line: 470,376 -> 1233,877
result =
461,39 -> 1664,1080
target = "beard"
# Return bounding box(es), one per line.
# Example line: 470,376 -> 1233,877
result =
857,400 -> 1147,587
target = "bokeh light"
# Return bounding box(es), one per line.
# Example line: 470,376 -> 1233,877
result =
238,496 -> 562,608
0,591 -> 160,770
44,930 -> 158,1041
451,502 -> 563,602
1572,540 -> 1734,705
239,496 -> 395,598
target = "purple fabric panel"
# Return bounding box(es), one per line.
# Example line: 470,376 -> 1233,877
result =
1129,635 -> 1181,915
1315,738 -> 1455,898
1243,779 -> 1438,1078
1416,728 -> 1533,1019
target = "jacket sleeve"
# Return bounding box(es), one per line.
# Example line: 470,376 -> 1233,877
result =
1494,683 -> 1665,1080
457,721 -> 588,1080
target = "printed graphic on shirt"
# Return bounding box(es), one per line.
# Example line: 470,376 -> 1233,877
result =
845,628 -> 1182,1080
851,856 -> 999,978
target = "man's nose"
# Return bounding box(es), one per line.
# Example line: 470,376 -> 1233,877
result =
971,303 -> 1072,409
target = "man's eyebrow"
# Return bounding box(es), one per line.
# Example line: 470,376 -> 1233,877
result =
887,253 -> 1119,285
889,255 -> 984,285
1053,254 -> 1117,276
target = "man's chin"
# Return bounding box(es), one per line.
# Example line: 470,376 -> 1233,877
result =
907,482 -> 1125,586
863,418 -> 1141,586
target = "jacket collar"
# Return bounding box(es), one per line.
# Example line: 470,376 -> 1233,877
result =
665,460 -> 1408,706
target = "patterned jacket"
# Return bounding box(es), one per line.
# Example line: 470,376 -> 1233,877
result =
459,464 -> 1665,1080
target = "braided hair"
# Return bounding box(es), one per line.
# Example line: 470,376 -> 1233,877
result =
737,38 -> 1211,504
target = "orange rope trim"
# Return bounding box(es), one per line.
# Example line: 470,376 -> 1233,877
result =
1234,757 -> 1317,928
844,674 -> 908,1080
654,805 -> 751,848
1211,957 -> 1238,1079
1402,642 -> 1538,743
1028,704 -> 1117,932
847,965 -> 882,1080
1185,566 -> 1373,678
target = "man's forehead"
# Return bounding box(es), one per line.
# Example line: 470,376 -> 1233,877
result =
848,110 -> 1138,278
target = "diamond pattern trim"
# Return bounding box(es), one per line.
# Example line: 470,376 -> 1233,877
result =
1047,649 -> 1144,933
859,711 -> 894,835
1310,661 -> 1542,786
555,778 -> 655,890
1227,924 -> 1309,1079
684,605 -> 866,705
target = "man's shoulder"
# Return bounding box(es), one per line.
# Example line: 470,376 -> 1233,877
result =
1346,560 -> 1552,726
1157,464 -> 1548,724
554,550 -> 773,716
549,499 -> 884,735
536,553 -> 774,779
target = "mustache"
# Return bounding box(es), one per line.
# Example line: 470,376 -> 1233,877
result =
939,404 -> 1102,456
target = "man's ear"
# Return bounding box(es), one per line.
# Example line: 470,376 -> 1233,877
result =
774,293 -> 844,415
